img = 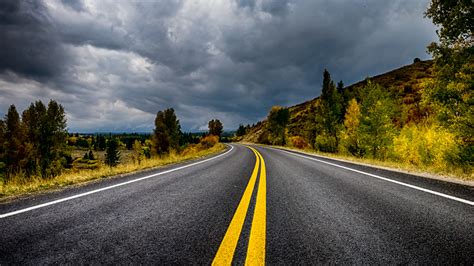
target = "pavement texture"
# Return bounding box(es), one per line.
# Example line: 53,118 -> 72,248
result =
0,144 -> 473,264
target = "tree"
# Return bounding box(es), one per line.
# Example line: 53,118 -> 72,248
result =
208,119 -> 223,137
4,105 -> 24,180
358,81 -> 397,159
105,138 -> 120,167
313,69 -> 344,152
88,150 -> 95,160
424,0 -> 473,165
341,99 -> 363,156
236,124 -> 247,137
132,140 -> 143,165
153,108 -> 181,155
267,106 -> 290,145
425,0 -> 472,47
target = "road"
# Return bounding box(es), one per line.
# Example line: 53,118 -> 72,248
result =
1,144 -> 473,264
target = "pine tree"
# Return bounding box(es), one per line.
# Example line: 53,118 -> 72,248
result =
105,138 -> 120,167
236,124 -> 247,136
153,108 -> 181,155
4,105 -> 24,180
313,69 -> 344,152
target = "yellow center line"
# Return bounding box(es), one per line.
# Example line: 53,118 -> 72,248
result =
212,148 -> 260,265
246,147 -> 266,265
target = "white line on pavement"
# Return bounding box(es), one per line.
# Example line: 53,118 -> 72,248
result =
0,145 -> 235,219
272,147 -> 474,206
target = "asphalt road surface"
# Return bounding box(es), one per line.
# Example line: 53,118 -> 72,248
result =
1,144 -> 473,264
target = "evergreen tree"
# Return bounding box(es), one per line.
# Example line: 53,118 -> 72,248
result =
88,150 -> 95,160
4,105 -> 24,180
208,119 -> 223,137
105,138 -> 120,167
313,69 -> 344,152
153,108 -> 181,155
236,124 -> 247,136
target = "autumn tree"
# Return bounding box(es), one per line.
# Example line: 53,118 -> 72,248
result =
341,98 -> 363,156
132,140 -> 143,165
153,108 -> 181,155
208,119 -> 223,137
267,106 -> 290,145
424,0 -> 473,165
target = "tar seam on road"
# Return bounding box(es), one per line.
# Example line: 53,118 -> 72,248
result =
0,145 -> 235,219
213,146 -> 267,265
274,148 -> 474,206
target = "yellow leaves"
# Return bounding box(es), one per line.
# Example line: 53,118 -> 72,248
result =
393,123 -> 456,169
343,98 -> 360,132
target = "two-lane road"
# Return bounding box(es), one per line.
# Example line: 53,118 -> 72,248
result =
1,144 -> 473,264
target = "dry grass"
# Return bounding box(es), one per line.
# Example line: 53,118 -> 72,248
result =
0,143 -> 225,199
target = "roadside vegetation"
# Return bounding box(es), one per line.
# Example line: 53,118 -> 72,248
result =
239,1 -> 472,180
0,105 -> 225,198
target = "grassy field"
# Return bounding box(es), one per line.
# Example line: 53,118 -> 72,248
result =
0,143 -> 225,199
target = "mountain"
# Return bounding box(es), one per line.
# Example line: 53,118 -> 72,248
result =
242,60 -> 434,142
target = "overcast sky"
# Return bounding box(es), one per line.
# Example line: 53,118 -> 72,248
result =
0,0 -> 437,132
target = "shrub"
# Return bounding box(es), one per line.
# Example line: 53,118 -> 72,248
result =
289,136 -> 309,149
200,135 -> 219,148
392,123 -> 457,169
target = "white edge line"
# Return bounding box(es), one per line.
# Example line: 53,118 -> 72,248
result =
270,147 -> 474,206
0,145 -> 235,219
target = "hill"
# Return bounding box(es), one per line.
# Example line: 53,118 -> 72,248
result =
242,60 -> 434,142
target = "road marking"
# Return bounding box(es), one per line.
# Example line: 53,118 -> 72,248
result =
212,148 -> 260,265
274,148 -> 474,206
246,147 -> 266,265
0,145 -> 235,219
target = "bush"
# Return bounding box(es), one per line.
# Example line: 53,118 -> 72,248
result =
289,136 -> 309,149
392,123 -> 457,169
315,133 -> 337,153
200,135 -> 219,148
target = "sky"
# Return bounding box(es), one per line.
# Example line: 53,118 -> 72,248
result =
0,0 -> 438,132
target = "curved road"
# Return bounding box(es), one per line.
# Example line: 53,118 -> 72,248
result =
0,144 -> 473,264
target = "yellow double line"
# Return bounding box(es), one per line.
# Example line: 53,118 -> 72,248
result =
212,146 -> 266,265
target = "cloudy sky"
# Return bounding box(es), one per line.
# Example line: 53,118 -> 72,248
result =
0,0 -> 437,132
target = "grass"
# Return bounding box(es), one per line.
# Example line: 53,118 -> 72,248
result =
276,145 -> 473,182
0,143 -> 225,199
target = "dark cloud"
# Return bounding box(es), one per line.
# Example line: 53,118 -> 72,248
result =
0,0 -> 67,78
0,0 -> 437,132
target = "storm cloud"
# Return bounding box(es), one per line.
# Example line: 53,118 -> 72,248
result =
0,0 -> 437,132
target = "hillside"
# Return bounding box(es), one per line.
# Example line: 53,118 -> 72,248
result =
242,60 -> 434,142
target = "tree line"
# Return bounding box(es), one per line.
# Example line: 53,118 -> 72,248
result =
0,101 -> 225,183
0,101 -> 68,181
